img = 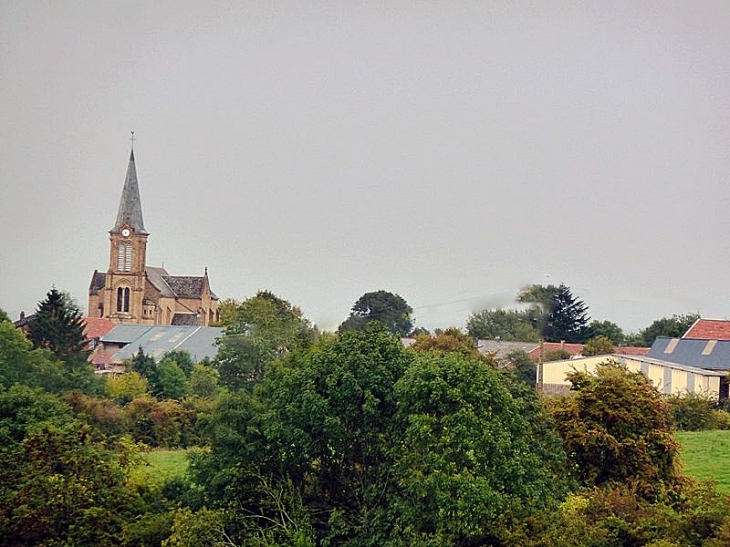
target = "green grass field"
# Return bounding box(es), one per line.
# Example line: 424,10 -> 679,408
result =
676,430 -> 730,493
131,449 -> 189,486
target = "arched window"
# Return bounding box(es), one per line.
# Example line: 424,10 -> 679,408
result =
117,287 -> 130,313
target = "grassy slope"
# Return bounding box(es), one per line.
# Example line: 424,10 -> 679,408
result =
131,449 -> 189,486
676,430 -> 730,494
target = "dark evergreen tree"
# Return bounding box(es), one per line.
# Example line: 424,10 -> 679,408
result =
28,288 -> 87,357
338,290 -> 413,336
542,284 -> 590,343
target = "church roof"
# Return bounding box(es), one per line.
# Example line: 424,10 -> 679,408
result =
89,271 -> 106,293
171,313 -> 201,326
163,276 -> 207,299
145,268 -> 218,300
113,149 -> 147,234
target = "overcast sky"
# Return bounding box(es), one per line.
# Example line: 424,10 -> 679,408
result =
2,2 -> 730,333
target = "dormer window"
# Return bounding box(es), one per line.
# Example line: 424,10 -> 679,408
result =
118,243 -> 132,271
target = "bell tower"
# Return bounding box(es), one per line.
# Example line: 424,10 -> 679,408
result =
102,145 -> 149,323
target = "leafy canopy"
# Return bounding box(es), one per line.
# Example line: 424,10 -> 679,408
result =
338,290 -> 414,336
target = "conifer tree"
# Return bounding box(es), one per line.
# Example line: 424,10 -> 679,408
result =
28,288 -> 87,356
542,284 -> 589,343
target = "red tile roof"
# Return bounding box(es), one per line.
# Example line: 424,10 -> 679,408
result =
528,342 -> 584,359
90,349 -> 119,367
614,346 -> 650,356
682,319 -> 730,340
83,317 -> 116,340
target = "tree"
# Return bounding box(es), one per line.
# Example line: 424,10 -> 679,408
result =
518,284 -> 590,343
466,308 -> 541,342
105,371 -> 149,403
392,351 -> 567,544
588,319 -> 625,345
410,327 -> 489,362
506,349 -> 537,387
543,285 -> 590,343
582,335 -> 615,356
156,360 -> 188,400
193,324 -> 413,545
0,309 -> 9,323
215,290 -> 317,391
338,290 -> 413,336
28,288 -> 87,357
188,363 -> 219,399
0,321 -> 66,392
638,313 -> 700,347
546,361 -> 680,494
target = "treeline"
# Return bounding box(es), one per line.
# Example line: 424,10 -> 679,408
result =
1,288 -> 729,546
466,283 -> 700,347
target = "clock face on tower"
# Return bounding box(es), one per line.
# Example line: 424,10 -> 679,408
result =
121,228 -> 130,237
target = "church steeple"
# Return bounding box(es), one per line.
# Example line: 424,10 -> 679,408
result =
113,147 -> 147,234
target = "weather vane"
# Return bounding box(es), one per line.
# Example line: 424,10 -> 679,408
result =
130,131 -> 136,148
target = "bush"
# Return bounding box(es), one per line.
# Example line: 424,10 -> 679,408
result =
666,393 -> 717,431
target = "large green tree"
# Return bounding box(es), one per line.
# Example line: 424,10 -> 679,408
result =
28,288 -> 87,357
392,351 -> 567,544
521,284 -> 590,343
547,362 -> 679,494
466,308 -> 541,342
637,313 -> 700,347
338,290 -> 414,336
588,319 -> 625,345
214,290 -> 317,391
192,325 -> 567,545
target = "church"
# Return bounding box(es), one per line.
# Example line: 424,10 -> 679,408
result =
88,146 -> 219,326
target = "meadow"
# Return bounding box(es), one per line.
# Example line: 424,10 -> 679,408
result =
676,430 -> 730,493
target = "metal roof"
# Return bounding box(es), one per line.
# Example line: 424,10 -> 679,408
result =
101,325 -> 153,344
109,325 -> 224,363
647,336 -> 730,371
617,353 -> 726,376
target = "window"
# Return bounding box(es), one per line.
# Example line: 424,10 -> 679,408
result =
117,287 -> 130,313
118,243 -> 132,271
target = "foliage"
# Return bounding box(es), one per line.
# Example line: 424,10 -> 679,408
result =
637,313 -> 700,347
156,360 -> 189,400
392,351 -> 568,544
192,325 -> 570,545
0,321 -> 67,392
188,363 -> 220,399
130,349 -> 158,387
410,326 -> 493,363
215,290 -> 317,392
666,393 -> 727,431
0,309 -> 9,323
582,335 -> 616,356
28,287 -> 88,357
544,285 -> 590,343
0,385 -> 142,546
547,362 -> 680,495
531,482 -> 730,547
466,308 -> 541,342
161,350 -> 196,377
544,348 -> 574,362
506,349 -> 537,387
588,320 -> 625,345
338,290 -> 414,336
105,371 -> 149,403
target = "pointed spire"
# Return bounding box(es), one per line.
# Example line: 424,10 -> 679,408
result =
113,145 -> 147,234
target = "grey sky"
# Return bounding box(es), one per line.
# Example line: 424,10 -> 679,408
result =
2,2 -> 729,333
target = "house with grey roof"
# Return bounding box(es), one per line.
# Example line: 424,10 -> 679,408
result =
92,324 -> 224,373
